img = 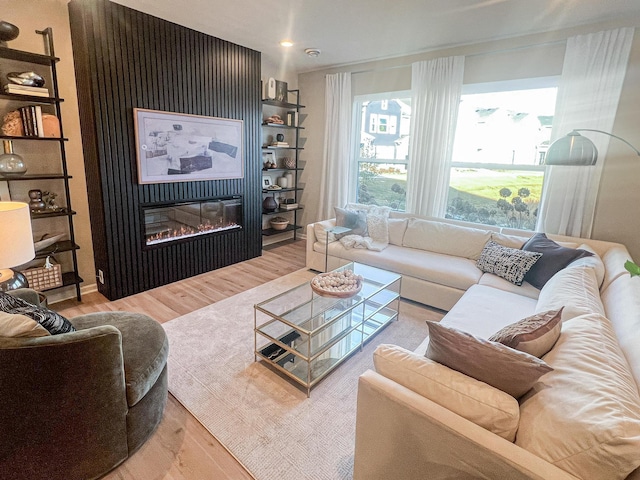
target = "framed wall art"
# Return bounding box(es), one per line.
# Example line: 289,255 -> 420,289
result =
134,108 -> 244,184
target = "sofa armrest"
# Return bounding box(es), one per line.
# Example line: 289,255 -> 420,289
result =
0,326 -> 129,478
6,287 -> 43,306
354,370 -> 579,480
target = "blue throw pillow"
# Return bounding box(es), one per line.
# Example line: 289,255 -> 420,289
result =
334,206 -> 368,238
0,292 -> 75,335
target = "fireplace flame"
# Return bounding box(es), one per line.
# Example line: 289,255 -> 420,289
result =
146,221 -> 240,245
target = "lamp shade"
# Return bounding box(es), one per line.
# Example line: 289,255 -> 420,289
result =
544,131 -> 598,166
0,202 -> 35,268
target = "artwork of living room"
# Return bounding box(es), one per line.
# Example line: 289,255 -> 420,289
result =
1,0 -> 640,479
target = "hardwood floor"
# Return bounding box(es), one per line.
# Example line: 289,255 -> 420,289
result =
54,240 -> 307,480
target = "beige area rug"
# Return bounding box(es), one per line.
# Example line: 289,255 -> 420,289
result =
163,269 -> 433,480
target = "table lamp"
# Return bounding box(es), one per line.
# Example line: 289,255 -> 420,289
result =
0,201 -> 35,291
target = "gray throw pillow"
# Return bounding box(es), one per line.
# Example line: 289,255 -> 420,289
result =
0,292 -> 75,335
476,240 -> 542,286
488,308 -> 563,358
425,321 -> 553,398
334,206 -> 368,238
522,233 -> 593,289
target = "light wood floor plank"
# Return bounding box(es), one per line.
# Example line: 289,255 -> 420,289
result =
54,240 -> 306,479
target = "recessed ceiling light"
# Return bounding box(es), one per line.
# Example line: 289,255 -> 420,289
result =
305,48 -> 321,57
280,40 -> 294,47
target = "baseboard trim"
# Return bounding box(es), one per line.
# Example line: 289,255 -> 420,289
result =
47,282 -> 99,305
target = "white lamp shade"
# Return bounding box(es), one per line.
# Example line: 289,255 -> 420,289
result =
545,132 -> 598,166
0,202 -> 35,269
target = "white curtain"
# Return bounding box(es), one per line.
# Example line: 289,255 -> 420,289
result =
319,72 -> 352,219
406,56 -> 465,217
537,27 -> 634,238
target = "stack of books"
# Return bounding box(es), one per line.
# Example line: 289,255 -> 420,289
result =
4,84 -> 50,98
279,202 -> 298,210
16,106 -> 46,137
270,142 -> 289,148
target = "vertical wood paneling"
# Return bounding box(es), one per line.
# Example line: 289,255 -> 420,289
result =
69,0 -> 262,300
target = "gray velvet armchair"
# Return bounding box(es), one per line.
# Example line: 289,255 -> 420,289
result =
0,289 -> 169,480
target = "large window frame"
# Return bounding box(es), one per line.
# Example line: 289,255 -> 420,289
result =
351,90 -> 411,210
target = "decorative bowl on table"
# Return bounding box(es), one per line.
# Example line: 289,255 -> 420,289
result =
310,269 -> 363,298
269,216 -> 290,231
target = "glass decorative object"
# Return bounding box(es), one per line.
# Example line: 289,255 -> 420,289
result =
0,141 -> 27,177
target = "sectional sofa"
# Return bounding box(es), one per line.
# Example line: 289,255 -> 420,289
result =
306,212 -> 640,480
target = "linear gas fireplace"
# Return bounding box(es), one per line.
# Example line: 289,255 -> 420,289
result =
142,196 -> 242,247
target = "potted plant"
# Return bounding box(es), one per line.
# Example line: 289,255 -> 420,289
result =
624,260 -> 640,277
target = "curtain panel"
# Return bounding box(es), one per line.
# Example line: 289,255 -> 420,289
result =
319,72 -> 352,220
406,56 -> 465,217
537,27 -> 634,238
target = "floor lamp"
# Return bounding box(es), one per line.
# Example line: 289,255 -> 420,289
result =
544,129 -> 640,166
0,202 -> 35,291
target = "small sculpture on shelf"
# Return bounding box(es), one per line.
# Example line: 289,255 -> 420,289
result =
28,189 -> 47,213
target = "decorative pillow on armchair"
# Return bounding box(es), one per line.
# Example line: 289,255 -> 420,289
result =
0,292 -> 75,335
476,240 -> 542,286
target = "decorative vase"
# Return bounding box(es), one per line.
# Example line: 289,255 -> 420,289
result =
28,189 -> 47,212
284,172 -> 294,188
277,176 -> 288,188
0,141 -> 27,177
262,196 -> 277,212
284,157 -> 296,169
0,21 -> 19,47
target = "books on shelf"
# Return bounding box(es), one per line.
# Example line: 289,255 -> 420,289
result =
4,84 -> 50,97
287,111 -> 299,127
279,203 -> 298,210
270,142 -> 290,148
17,105 -> 46,137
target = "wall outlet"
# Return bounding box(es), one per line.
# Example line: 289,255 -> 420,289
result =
97,269 -> 104,284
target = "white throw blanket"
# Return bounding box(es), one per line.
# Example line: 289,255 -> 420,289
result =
339,234 -> 387,252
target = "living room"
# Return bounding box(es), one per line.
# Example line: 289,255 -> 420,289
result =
1,0 -> 640,479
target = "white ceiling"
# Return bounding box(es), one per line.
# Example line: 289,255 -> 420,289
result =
113,0 -> 640,73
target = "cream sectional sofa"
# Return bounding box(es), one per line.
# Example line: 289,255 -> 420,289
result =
305,213 -> 640,480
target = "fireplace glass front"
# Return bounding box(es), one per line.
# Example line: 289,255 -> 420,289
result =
143,197 -> 242,246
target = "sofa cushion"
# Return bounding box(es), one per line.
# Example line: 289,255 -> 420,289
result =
388,218 -> 408,246
572,243 -> 605,288
522,233 -> 593,289
71,312 -> 169,407
535,264 -> 605,322
488,309 -> 562,358
335,206 -> 368,237
402,218 -> 492,260
476,241 -> 541,286
0,311 -> 50,338
490,232 -> 528,249
425,321 -> 553,398
325,243 -> 482,291
366,206 -> 391,244
0,291 -> 75,335
374,344 -> 520,441
477,273 -> 540,299
313,219 -> 336,245
517,313 -> 640,480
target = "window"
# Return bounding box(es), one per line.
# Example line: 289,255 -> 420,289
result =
352,92 -> 411,210
446,78 -> 558,230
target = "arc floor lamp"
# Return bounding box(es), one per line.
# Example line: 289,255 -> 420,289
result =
544,129 -> 640,166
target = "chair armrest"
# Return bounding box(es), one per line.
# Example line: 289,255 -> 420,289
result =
5,287 -> 43,306
0,325 -> 129,478
354,370 -> 579,480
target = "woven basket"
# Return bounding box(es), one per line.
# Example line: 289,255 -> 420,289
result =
22,261 -> 63,291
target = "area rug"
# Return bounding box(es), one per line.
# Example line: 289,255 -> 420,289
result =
163,268 -> 434,480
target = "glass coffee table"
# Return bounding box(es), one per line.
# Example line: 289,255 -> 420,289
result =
254,262 -> 401,397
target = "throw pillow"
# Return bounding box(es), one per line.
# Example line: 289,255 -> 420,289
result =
476,240 -> 542,286
374,344 -> 520,441
0,311 -> 51,338
522,233 -> 593,289
366,206 -> 391,245
425,321 -> 553,398
0,292 -> 75,335
488,308 -> 563,358
334,206 -> 368,238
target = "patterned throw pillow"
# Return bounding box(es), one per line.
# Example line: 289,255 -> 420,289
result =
489,308 -> 563,358
0,292 -> 75,335
476,240 -> 542,286
334,206 -> 368,238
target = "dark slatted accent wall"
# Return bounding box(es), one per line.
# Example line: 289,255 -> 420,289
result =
68,0 -> 262,300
